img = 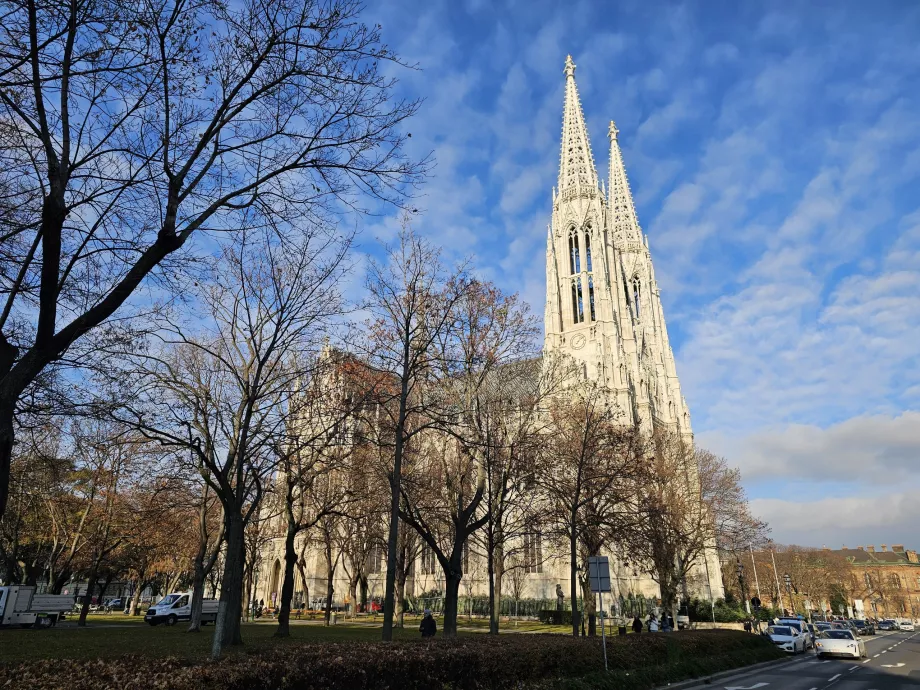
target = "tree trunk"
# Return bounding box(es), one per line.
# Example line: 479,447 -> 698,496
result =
211,511 -> 245,659
187,561 -> 206,632
324,552 -> 335,626
0,403 -> 14,520
78,565 -> 99,627
443,571 -> 461,637
275,519 -> 298,638
583,576 -> 596,636
570,525 -> 579,637
382,378 -> 409,641
348,577 -> 358,619
488,541 -> 502,634
129,575 -> 144,616
51,570 -> 70,594
395,572 -> 405,628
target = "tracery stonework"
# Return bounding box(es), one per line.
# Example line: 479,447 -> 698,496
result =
545,55 -> 692,441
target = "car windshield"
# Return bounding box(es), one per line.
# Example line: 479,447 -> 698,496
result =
853,620 -> 866,626
816,624 -> 831,629
768,626 -> 793,636
820,630 -> 854,640
155,595 -> 180,607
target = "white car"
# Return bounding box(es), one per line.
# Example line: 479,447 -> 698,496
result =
899,620 -> 915,632
766,625 -> 807,654
815,629 -> 866,659
777,618 -> 813,649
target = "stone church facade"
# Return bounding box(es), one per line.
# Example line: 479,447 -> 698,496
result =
254,56 -> 724,615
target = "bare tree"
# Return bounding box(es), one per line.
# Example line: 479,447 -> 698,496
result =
355,224 -> 471,641
186,479 -> 224,632
627,432 -> 716,632
113,226 -> 347,657
0,0 -> 425,521
396,280 -> 539,637
698,450 -> 769,557
475,355 -> 573,634
537,381 -> 646,637
272,376 -> 360,637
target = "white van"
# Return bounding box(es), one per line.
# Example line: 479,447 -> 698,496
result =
145,593 -> 218,626
0,586 -> 74,628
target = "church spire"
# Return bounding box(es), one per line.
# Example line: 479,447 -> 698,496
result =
608,120 -> 643,243
558,56 -> 599,196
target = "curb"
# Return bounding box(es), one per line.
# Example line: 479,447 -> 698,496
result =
654,654 -> 801,690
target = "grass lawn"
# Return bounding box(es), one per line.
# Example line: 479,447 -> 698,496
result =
0,618 -> 575,663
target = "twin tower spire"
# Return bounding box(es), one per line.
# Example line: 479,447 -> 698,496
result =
557,55 -> 641,244
546,54 -> 692,441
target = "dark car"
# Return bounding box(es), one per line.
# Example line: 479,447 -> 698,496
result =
852,619 -> 875,636
878,619 -> 896,631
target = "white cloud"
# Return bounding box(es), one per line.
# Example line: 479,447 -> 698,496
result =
751,492 -> 920,549
699,412 -> 920,485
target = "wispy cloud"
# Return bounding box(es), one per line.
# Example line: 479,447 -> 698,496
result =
361,0 -> 920,547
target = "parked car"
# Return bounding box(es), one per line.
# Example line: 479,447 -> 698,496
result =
878,619 -> 897,631
815,629 -> 866,659
852,619 -> 875,635
897,619 -> 915,632
778,618 -> 813,649
766,625 -> 807,654
103,598 -> 125,612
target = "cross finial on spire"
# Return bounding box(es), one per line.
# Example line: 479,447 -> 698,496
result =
608,120 -> 619,140
564,55 -> 576,78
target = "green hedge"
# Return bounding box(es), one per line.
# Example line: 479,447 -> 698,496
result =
538,609 -> 575,625
0,630 -> 784,689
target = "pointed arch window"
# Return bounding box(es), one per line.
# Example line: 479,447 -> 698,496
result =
569,228 -> 581,275
588,276 -> 596,321
571,278 -> 584,324
585,230 -> 593,272
632,276 -> 641,319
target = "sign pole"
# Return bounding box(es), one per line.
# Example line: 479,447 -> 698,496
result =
770,550 -> 785,613
749,544 -> 762,600
599,590 -> 608,671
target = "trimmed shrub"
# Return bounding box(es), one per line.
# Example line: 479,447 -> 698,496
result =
0,629 -> 784,690
538,609 -> 575,625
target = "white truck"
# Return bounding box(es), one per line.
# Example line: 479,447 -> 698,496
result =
144,592 -> 219,626
0,586 -> 75,628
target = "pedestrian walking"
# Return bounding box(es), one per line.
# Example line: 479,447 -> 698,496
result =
743,618 -> 752,633
632,615 -> 643,634
420,609 -> 437,639
648,614 -> 659,632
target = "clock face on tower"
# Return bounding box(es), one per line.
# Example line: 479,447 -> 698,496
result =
571,333 -> 586,349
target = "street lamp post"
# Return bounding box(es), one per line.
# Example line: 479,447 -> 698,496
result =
783,573 -> 794,616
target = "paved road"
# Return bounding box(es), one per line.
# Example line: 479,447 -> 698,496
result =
698,631 -> 920,690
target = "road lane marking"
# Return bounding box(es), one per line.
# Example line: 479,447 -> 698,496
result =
862,659 -> 870,664
848,665 -> 859,670
828,674 -> 840,681
724,683 -> 769,690
873,654 -> 880,657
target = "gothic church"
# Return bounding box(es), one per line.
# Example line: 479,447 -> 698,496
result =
545,56 -> 691,443
254,56 -> 724,615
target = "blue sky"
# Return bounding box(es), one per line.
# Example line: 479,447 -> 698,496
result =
359,0 -> 920,548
